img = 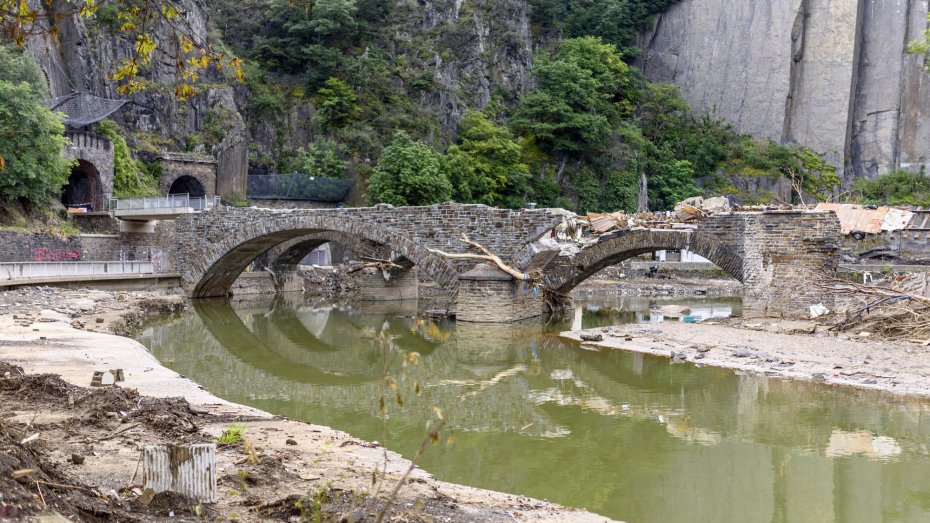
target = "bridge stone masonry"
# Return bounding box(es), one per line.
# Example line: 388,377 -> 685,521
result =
169,204 -> 841,322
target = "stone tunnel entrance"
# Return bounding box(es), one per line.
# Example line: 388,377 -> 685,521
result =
168,175 -> 206,198
61,160 -> 102,211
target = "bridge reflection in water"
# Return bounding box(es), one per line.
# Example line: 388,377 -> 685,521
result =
137,295 -> 930,523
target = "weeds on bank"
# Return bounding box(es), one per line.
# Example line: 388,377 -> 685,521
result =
286,331 -> 446,522
217,423 -> 246,445
367,332 -> 445,523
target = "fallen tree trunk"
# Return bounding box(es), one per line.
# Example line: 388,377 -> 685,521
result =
427,234 -> 539,281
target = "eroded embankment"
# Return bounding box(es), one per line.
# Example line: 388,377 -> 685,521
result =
0,287 -> 613,522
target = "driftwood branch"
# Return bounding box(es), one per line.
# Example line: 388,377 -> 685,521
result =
428,234 -> 534,281
346,260 -> 404,275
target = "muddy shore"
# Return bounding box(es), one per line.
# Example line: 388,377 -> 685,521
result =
562,318 -> 930,397
0,287 -> 613,522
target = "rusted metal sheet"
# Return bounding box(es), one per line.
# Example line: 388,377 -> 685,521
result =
143,444 -> 217,503
815,203 -> 914,235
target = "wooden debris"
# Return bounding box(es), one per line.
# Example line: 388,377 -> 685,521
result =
428,234 -> 539,282
815,273 -> 930,339
12,469 -> 35,479
346,260 -> 404,275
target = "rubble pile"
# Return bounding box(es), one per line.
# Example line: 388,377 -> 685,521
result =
555,195 -> 736,242
815,273 -> 930,341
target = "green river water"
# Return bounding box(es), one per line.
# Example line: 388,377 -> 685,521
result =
136,294 -> 930,523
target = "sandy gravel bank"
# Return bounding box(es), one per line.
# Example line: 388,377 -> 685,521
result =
0,287 -> 613,522
562,319 -> 930,397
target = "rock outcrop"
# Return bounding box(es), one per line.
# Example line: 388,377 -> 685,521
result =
637,0 -> 930,185
24,0 -> 249,201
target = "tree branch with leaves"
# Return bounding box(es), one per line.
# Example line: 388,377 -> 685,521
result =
1,0 -> 242,99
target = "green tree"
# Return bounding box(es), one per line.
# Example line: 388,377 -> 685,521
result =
295,138 -> 348,178
907,12 -> 930,72
648,159 -> 697,210
444,111 -> 529,206
528,0 -> 678,55
512,36 -> 631,154
367,131 -> 451,206
0,83 -> 73,206
0,45 -> 46,94
0,47 -> 73,206
313,77 -> 360,129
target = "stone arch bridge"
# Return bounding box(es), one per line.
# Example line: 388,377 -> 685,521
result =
171,204 -> 841,320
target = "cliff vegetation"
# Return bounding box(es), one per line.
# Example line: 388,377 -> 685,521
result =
0,0 -> 864,214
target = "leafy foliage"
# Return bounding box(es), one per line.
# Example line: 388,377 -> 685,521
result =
0,84 -> 73,205
852,170 -> 930,207
0,47 -> 73,206
313,77 -> 360,129
444,111 -> 529,207
97,120 -> 159,197
907,12 -> 930,73
512,37 -> 631,154
1,0 -> 243,98
294,138 -> 348,178
367,131 -> 451,206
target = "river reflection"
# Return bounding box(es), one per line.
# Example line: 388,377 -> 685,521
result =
138,294 -> 930,523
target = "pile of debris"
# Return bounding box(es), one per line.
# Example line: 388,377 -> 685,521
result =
814,272 -> 930,341
553,195 -> 734,241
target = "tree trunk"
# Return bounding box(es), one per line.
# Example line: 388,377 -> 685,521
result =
637,173 -> 649,212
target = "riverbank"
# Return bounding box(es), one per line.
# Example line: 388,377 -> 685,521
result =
0,287 -> 613,522
562,318 -> 930,397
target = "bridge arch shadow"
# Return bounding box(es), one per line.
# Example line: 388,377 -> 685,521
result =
187,216 -> 460,299
544,229 -> 745,295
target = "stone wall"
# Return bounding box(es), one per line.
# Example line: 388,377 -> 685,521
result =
0,231 -> 146,262
63,130 -> 115,208
71,213 -> 119,235
357,268 -> 418,301
230,271 -> 302,295
247,199 -> 341,210
457,274 -> 546,323
717,211 -> 840,317
158,153 -> 217,198
0,232 -> 83,262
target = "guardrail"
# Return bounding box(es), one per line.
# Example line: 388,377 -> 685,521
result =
108,194 -> 221,212
0,261 -> 155,281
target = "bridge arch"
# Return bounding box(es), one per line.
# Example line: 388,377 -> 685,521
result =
183,214 -> 461,299
543,229 -> 745,294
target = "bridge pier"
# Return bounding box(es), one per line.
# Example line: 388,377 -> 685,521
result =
357,267 -> 418,301
729,211 -> 840,318
456,264 -> 546,323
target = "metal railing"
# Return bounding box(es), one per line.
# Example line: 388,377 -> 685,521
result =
108,194 -> 221,212
0,261 -> 155,281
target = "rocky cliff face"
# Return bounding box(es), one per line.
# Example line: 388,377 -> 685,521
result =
243,0 -> 537,166
636,0 -> 930,185
24,0 -> 249,200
